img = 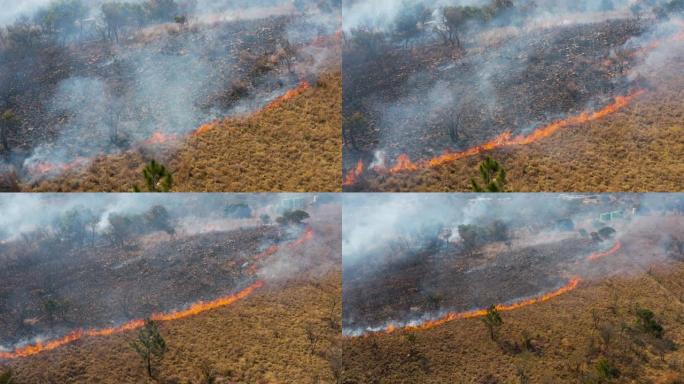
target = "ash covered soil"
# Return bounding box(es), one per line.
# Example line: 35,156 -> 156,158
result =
343,234 -> 602,333
343,15 -> 684,192
1,205 -> 342,384
0,3 -> 342,192
344,19 -> 643,163
341,215 -> 684,383
0,224 -> 299,346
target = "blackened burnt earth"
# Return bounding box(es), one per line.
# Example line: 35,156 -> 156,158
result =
0,225 -> 302,347
343,18 -> 646,169
343,238 -> 599,332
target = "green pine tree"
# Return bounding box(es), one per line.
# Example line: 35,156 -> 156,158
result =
130,319 -> 167,378
471,156 -> 507,192
482,305 -> 503,341
134,160 -> 173,192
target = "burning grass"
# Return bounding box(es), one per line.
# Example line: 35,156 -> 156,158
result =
23,71 -> 342,192
4,271 -> 341,384
0,201 -> 342,383
340,214 -> 684,383
349,75 -> 684,192
342,13 -> 684,192
341,264 -> 684,383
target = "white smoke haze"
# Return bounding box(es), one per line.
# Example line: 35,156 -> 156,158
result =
0,193 -> 338,354
342,0 -> 683,177
342,193 -> 684,334
0,0 -> 340,178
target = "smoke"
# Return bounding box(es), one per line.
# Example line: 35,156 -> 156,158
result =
0,193 -> 337,353
342,193 -> 684,333
0,0 -> 340,175
343,0 -> 682,167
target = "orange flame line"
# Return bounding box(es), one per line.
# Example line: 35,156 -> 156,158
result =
363,240 -> 625,336
388,90 -> 646,174
265,81 -> 311,111
380,278 -> 581,335
0,281 -> 262,360
586,241 -> 622,262
0,227 -> 314,360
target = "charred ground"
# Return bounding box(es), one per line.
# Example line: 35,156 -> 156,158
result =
343,1 -> 684,192
341,216 -> 684,383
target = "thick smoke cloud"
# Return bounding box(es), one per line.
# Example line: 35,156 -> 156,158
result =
343,0 -> 683,167
0,0 -> 340,173
343,193 -> 684,267
0,193 -> 325,241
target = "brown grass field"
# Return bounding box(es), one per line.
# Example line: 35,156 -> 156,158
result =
1,205 -> 343,384
24,71 -> 342,193
348,60 -> 684,193
4,272 -> 340,384
341,260 -> 684,383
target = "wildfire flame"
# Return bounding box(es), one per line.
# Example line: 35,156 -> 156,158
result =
26,157 -> 90,177
586,241 -> 622,262
380,278 -> 582,335
191,81 -> 312,137
343,159 -> 365,185
265,81 -> 311,111
343,90 -> 644,184
144,131 -> 179,146
392,90 -> 645,174
361,241 -> 626,336
0,227 -> 315,360
0,281 -> 262,360
192,121 -> 218,136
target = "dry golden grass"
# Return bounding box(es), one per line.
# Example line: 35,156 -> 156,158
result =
356,68 -> 684,192
341,263 -> 684,383
5,270 -> 341,384
25,71 -> 342,192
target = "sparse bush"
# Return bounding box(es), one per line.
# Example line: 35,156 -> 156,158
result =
224,203 -> 252,219
0,110 -> 18,156
636,308 -> 664,338
145,205 -> 175,235
130,319 -> 167,378
276,210 -> 310,225
34,0 -> 88,42
471,156 -> 507,192
349,28 -> 386,57
305,323 -> 319,354
482,305 -> 503,341
0,367 -> 12,384
144,0 -> 180,22
134,160 -> 173,192
260,214 -> 271,225
44,297 -> 71,323
595,358 -> 620,380
393,1 -> 431,48
343,112 -> 366,151
598,227 -> 616,239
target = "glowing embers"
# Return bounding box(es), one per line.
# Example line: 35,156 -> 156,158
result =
0,281 -> 262,360
343,90 -> 645,185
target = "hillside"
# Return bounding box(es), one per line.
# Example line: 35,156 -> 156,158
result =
342,263 -> 684,383
346,64 -> 684,192
5,271 -> 341,383
24,71 -> 342,192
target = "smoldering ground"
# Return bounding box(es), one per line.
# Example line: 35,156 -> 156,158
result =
342,193 -> 684,334
342,0 -> 684,174
0,193 -> 336,354
0,0 -> 340,180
